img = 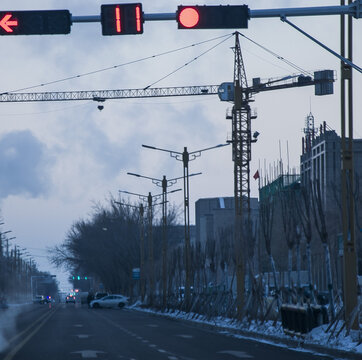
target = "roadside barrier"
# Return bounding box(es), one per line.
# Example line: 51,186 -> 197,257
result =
281,304 -> 329,335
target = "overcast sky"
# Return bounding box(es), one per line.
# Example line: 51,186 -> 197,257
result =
0,0 -> 360,290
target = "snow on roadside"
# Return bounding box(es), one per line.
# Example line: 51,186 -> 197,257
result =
130,303 -> 361,356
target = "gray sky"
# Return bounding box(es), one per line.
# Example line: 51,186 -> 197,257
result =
0,0 -> 360,290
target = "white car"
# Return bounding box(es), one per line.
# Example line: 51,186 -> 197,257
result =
90,294 -> 128,309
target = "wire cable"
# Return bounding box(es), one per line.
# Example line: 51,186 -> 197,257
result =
237,31 -> 312,77
143,33 -> 234,90
1,33 -> 233,95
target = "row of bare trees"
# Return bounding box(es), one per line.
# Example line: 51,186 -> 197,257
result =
50,196 -> 236,303
0,242 -> 50,301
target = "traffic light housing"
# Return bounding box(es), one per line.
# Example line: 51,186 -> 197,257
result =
101,3 -> 143,35
0,10 -> 71,35
177,5 -> 249,29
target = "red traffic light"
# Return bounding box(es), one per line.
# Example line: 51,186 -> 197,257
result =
178,7 -> 199,28
177,5 -> 249,29
0,10 -> 71,35
101,3 -> 143,35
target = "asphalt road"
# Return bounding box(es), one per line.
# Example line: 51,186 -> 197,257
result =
0,303 -> 341,360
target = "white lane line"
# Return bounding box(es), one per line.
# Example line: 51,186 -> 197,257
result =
75,334 -> 91,339
157,349 -> 166,353
176,334 -> 193,339
168,357 -> 178,360
218,350 -> 254,358
147,324 -> 159,327
149,344 -> 157,348
73,324 -> 83,328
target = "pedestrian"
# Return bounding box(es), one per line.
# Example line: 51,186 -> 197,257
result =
87,291 -> 94,308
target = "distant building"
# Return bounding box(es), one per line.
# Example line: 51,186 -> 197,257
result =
195,196 -> 259,246
300,118 -> 362,276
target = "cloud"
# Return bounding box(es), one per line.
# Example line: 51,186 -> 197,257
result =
0,130 -> 51,199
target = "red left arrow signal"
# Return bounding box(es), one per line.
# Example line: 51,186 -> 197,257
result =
0,14 -> 18,32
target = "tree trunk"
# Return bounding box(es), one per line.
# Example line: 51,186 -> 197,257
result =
323,243 -> 335,319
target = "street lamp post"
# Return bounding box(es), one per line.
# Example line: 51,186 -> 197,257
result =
142,143 -> 229,307
114,198 -> 146,301
127,172 -> 184,308
5,237 -> 16,258
0,230 -> 12,257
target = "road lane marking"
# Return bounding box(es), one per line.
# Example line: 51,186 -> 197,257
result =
176,334 -> 193,339
147,324 -> 159,327
74,324 -> 84,327
75,334 -> 92,339
218,350 -> 254,358
6,307 -> 55,346
91,311 -> 190,360
4,307 -> 59,360
71,350 -> 106,358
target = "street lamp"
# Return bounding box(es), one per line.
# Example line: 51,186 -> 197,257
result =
118,188 -> 181,303
0,230 -> 11,257
127,172 -> 186,308
142,143 -> 229,307
5,237 -> 16,258
114,199 -> 146,301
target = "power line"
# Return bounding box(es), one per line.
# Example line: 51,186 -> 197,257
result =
1,33 -> 233,95
237,31 -> 312,76
143,33 -> 234,89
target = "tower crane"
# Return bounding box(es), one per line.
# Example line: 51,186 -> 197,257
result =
0,70 -> 333,104
0,36 -> 335,311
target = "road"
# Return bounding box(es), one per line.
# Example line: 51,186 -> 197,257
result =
0,303 -> 340,360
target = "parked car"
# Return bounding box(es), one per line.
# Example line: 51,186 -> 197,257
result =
33,295 -> 46,304
90,294 -> 128,309
94,292 -> 108,300
65,295 -> 76,303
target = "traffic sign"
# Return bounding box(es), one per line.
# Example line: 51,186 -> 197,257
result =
101,3 -> 143,35
177,5 -> 249,29
0,10 -> 71,35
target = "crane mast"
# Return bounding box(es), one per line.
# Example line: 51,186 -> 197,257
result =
232,32 -> 251,318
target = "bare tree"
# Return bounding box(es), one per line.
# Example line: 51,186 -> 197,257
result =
278,188 -> 295,300
260,194 -> 279,294
311,179 -> 335,318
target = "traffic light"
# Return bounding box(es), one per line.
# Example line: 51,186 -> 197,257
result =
0,10 -> 71,35
177,5 -> 249,29
101,3 -> 143,35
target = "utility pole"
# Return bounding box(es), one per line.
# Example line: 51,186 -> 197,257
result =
340,0 -> 358,329
114,199 -> 146,301
127,172 -> 182,308
142,143 -> 227,307
119,190 -> 160,304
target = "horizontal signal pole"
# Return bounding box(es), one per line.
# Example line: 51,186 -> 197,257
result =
70,1 -> 361,24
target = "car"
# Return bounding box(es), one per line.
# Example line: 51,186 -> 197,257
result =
94,292 -> 109,300
33,295 -> 46,304
65,295 -> 76,303
90,294 -> 128,309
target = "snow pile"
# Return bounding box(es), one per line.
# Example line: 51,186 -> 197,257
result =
131,304 -> 362,355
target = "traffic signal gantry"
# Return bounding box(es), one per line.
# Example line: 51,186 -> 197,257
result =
0,4 -> 249,36
0,2 -> 360,37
